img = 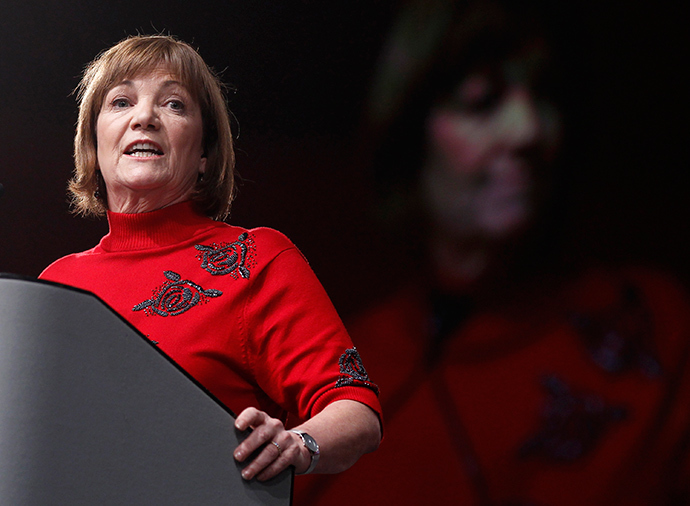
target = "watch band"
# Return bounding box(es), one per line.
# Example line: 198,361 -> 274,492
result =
289,429 -> 320,474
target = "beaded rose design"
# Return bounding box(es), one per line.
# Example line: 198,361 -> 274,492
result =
133,270 -> 222,317
336,348 -> 380,395
195,232 -> 256,279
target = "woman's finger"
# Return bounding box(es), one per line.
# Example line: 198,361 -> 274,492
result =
254,438 -> 303,481
233,408 -> 280,462
234,406 -> 265,432
239,430 -> 299,481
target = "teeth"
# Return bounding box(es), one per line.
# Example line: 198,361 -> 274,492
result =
126,142 -> 163,155
132,142 -> 157,151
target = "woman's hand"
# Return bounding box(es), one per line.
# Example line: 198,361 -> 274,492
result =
233,407 -> 310,481
234,400 -> 381,480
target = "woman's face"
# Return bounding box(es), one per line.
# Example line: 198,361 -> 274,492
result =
422,43 -> 561,243
96,67 -> 206,213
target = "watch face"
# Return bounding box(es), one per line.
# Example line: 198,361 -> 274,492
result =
302,433 -> 319,453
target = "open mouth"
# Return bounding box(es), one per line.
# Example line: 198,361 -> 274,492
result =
125,142 -> 164,157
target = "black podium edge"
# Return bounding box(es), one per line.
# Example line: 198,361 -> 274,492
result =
0,272 -> 239,419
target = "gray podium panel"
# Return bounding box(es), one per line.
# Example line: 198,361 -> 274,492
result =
0,275 -> 292,506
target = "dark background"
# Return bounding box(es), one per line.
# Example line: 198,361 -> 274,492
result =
0,0 -> 686,317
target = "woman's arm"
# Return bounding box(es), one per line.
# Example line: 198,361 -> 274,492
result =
234,399 -> 381,481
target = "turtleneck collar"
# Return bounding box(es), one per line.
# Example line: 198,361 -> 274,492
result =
99,201 -> 216,252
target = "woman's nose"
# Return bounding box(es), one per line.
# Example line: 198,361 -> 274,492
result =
130,100 -> 160,130
496,88 -> 543,150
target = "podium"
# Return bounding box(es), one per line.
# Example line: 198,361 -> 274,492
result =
0,275 -> 292,505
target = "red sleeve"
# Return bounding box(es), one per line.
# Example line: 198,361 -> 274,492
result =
241,245 -> 382,423
626,267 -> 690,498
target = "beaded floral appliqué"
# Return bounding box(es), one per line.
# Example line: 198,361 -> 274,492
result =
518,374 -> 627,462
195,232 -> 256,279
570,284 -> 661,378
133,270 -> 222,317
335,348 -> 380,395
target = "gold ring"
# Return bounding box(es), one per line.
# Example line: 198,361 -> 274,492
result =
270,440 -> 282,455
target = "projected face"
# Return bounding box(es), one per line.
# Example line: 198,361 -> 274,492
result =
421,43 -> 562,244
95,67 -> 206,213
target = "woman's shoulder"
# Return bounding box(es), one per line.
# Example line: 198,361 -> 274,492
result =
199,223 -> 308,271
562,262 -> 690,374
208,224 -> 298,252
39,248 -> 100,281
244,226 -> 295,247
566,263 -> 690,312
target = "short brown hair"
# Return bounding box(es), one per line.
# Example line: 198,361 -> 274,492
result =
70,34 -> 235,220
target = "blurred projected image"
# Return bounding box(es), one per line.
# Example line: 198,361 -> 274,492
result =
294,0 -> 690,505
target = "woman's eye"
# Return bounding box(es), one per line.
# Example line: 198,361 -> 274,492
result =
463,89 -> 502,113
167,100 -> 185,111
450,73 -> 504,114
112,98 -> 130,108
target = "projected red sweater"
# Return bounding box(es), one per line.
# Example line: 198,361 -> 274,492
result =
39,201 -> 381,423
294,267 -> 690,505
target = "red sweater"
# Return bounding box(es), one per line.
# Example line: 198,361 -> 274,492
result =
295,267 -> 690,505
40,201 -> 381,423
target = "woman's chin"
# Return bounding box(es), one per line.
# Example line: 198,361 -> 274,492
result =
106,184 -> 193,213
478,203 -> 534,239
110,174 -> 180,195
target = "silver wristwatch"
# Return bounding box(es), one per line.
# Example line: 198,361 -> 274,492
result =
289,430 -> 320,474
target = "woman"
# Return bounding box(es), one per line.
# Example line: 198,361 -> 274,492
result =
294,0 -> 690,505
39,34 -> 382,482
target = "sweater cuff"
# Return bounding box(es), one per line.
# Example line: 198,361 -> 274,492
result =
311,385 -> 384,435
